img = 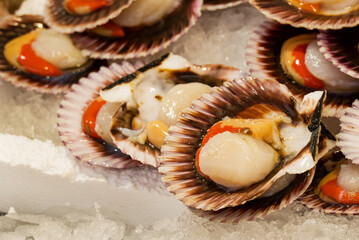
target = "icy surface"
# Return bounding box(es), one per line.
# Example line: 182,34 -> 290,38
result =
1,0 -> 359,239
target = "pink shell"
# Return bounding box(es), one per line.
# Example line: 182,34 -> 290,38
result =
203,0 -> 246,11
57,61 -> 144,169
70,0 -> 202,59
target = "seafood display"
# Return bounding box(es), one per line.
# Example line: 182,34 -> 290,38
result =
159,75 -> 336,221
249,0 -> 359,29
202,0 -> 246,11
246,21 -> 359,117
46,0 -> 202,59
0,15 -> 101,94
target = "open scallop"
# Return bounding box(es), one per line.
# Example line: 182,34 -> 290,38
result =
99,53 -> 241,167
57,61 -> 144,169
249,0 -> 359,30
246,21 -> 359,118
317,27 -> 359,79
69,0 -> 202,59
203,0 -> 246,11
0,15 -> 101,94
45,0 -> 134,33
300,152 -> 359,215
159,76 -> 336,219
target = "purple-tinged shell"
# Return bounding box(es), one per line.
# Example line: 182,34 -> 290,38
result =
44,0 -> 134,34
337,100 -> 359,164
159,76 -> 328,212
249,0 -> 359,30
0,15 -> 102,94
318,27 -> 359,79
300,152 -> 359,215
57,61 -> 144,169
192,167 -> 315,222
245,21 -> 359,118
70,0 -> 202,59
202,0 -> 246,11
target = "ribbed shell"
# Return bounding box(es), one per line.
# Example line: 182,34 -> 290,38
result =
44,0 -> 134,33
57,61 -> 144,169
202,0 -> 246,11
249,0 -> 359,30
0,15 -> 101,94
300,154 -> 359,215
159,76 -> 324,212
70,0 -> 202,59
245,21 -> 359,118
318,27 -> 359,79
337,100 -> 359,164
192,168 -> 315,222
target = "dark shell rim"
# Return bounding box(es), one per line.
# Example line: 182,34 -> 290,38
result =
57,61 -> 144,169
249,0 -> 359,30
245,20 -> 359,118
44,0 -> 134,34
69,0 -> 202,59
159,76 -> 321,211
202,0 -> 246,11
300,155 -> 359,215
192,167 -> 315,222
0,15 -> 102,94
317,27 -> 359,79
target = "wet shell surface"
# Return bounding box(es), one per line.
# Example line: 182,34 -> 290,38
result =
318,27 -> 359,79
101,53 -> 241,168
249,0 -> 359,30
45,0 -> 134,33
245,21 -> 359,118
0,15 -> 101,94
202,0 -> 246,11
300,153 -> 359,215
159,75 -> 331,214
337,100 -> 359,164
70,0 -> 202,59
57,61 -> 144,169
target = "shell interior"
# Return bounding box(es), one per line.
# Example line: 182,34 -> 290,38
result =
245,21 -> 359,118
57,61 -> 144,169
202,0 -> 246,11
0,15 -> 102,94
70,0 -> 202,59
159,76 -> 328,212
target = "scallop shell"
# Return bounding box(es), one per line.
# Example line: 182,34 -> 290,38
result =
192,167 -> 315,222
0,15 -> 102,94
249,0 -> 359,30
337,100 -> 359,164
245,21 -> 359,118
202,0 -> 246,11
44,0 -> 134,34
159,76 -> 328,212
318,27 -> 359,79
300,152 -> 359,215
105,53 -> 241,168
70,0 -> 202,59
57,61 -> 145,169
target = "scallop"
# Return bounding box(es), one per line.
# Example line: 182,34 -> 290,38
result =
98,53 -> 240,167
159,75 -> 336,221
0,15 -> 101,94
202,0 -> 246,11
246,21 -> 359,118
